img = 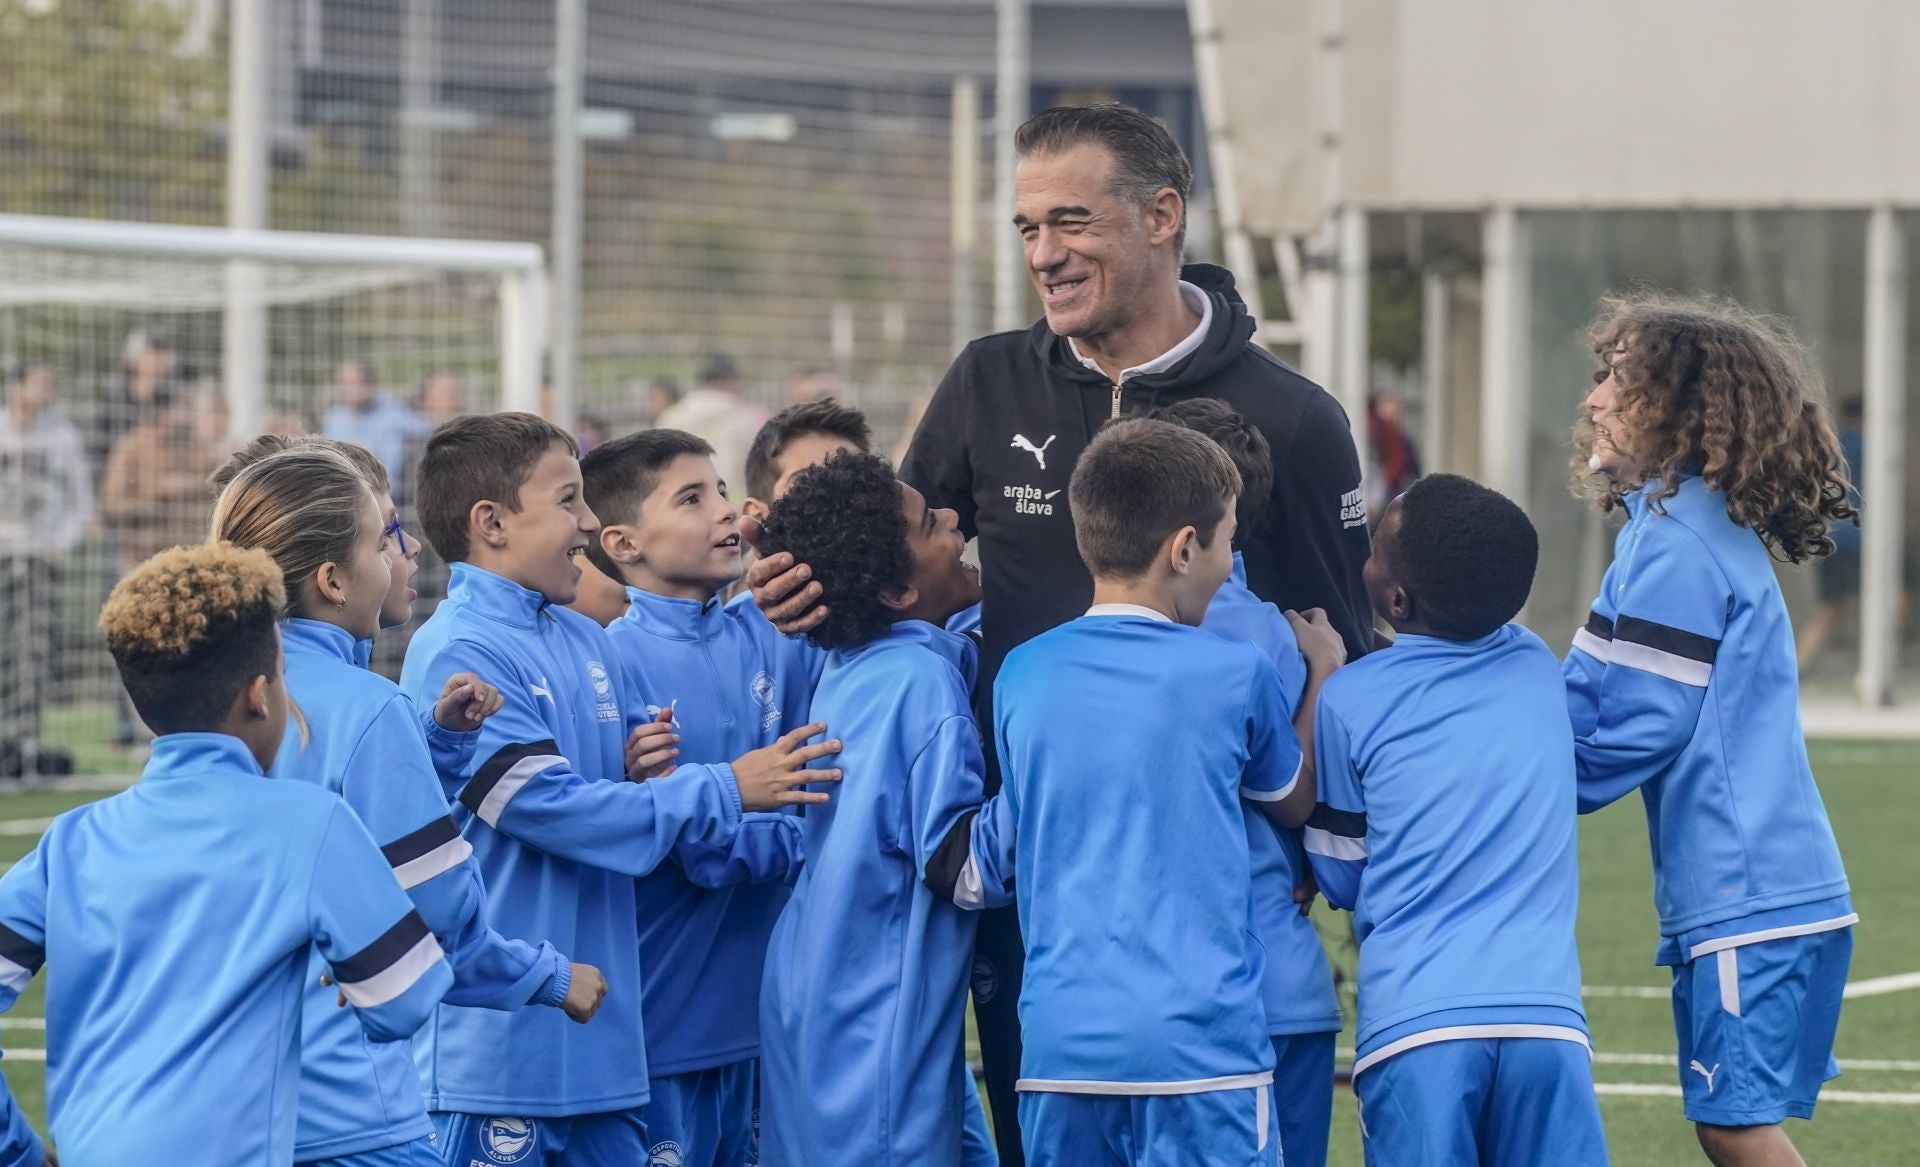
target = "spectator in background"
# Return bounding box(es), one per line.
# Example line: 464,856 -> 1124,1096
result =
786,366 -> 847,406
102,382 -> 228,566
1366,392 -> 1422,526
655,353 -> 768,504
0,362 -> 94,778
102,382 -> 230,744
418,370 -> 466,432
322,358 -> 413,486
88,329 -> 175,470
645,376 -> 683,426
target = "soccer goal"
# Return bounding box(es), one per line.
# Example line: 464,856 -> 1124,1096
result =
0,213 -> 546,774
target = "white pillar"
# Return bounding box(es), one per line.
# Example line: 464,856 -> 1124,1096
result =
949,76 -> 982,355
991,0 -> 1029,333
1336,206 -> 1370,465
1187,0 -> 1263,326
1480,207 -> 1530,503
1859,206 -> 1906,706
1420,268 -> 1450,473
400,0 -> 441,237
548,0 -> 585,428
223,0 -> 268,442
499,264 -> 547,415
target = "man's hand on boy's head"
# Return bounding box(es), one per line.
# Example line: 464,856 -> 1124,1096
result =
626,706 -> 680,781
434,673 -> 504,733
1286,608 -> 1347,677
732,721 -> 844,810
740,516 -> 829,635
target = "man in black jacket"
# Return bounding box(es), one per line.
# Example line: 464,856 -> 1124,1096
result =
748,103 -> 1370,1165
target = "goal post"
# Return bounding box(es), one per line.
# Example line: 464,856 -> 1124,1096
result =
0,213 -> 548,768
0,212 -> 549,437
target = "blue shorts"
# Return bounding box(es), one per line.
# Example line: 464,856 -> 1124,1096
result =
639,1059 -> 760,1167
431,1109 -> 650,1167
1353,1035 -> 1606,1167
1270,1032 -> 1335,1167
1670,927 -> 1852,1126
1018,1085 -> 1277,1167
301,1135 -> 446,1167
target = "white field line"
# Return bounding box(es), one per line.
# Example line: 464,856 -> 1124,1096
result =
1583,984 -> 1671,999
0,819 -> 53,836
0,1050 -> 40,1062
1337,1049 -> 1920,1075
1595,1082 -> 1920,1105
1583,969 -> 1920,1002
0,1020 -> 42,1030
1845,971 -> 1920,999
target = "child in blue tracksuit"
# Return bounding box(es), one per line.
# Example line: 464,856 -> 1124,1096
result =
581,429 -> 808,1167
1302,474 -> 1606,1167
991,419 -> 1339,1167
0,542 -> 452,1167
753,450 -> 1004,1166
1567,299 -> 1856,1167
397,413 -> 841,1167
211,441 -> 606,1167
1152,399 -> 1343,1167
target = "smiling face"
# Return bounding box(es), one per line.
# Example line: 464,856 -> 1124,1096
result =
895,481 -> 981,626
377,493 -> 421,629
330,487 -> 398,641
1014,143 -> 1179,342
491,443 -> 599,605
620,452 -> 742,601
1585,342 -> 1644,478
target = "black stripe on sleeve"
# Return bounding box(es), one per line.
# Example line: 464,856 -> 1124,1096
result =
459,739 -> 563,814
0,923 -> 44,973
1306,804 -> 1367,840
1614,615 -> 1720,664
381,816 -> 463,868
1584,610 -> 1615,641
923,808 -> 981,899
333,910 -> 431,985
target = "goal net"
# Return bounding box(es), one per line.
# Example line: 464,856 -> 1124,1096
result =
0,213 -> 545,775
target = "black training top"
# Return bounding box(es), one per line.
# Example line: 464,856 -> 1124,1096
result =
901,262 -> 1375,745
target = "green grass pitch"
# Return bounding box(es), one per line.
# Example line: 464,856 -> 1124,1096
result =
2,741 -> 1914,1164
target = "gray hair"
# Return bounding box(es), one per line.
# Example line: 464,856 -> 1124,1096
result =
1016,102 -> 1193,250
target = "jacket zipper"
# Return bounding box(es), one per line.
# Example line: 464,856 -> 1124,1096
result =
1110,382 -> 1122,419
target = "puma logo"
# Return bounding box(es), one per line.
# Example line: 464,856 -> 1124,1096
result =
1688,1059 -> 1720,1095
1011,433 -> 1057,469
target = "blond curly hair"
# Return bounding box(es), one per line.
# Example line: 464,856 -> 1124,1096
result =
1571,293 -> 1857,563
100,542 -> 286,733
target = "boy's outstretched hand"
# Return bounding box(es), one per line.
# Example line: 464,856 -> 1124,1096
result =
561,962 -> 608,1023
739,515 -> 830,636
1286,608 -> 1348,678
626,706 -> 680,780
732,721 -> 843,810
434,672 -> 504,733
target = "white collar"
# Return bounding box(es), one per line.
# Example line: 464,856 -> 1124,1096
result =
1069,281 -> 1213,385
1084,602 -> 1173,622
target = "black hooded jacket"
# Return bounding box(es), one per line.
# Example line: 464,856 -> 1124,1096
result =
901,263 -> 1374,722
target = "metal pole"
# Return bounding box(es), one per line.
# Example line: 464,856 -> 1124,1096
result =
549,0 -> 585,428
1187,0 -> 1263,326
950,76 -> 982,354
1420,268 -> 1450,473
400,0 -> 441,237
1479,206 -> 1530,504
223,0 -> 268,443
1337,205 -> 1370,467
992,0 -> 1029,333
1859,205 -> 1906,706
